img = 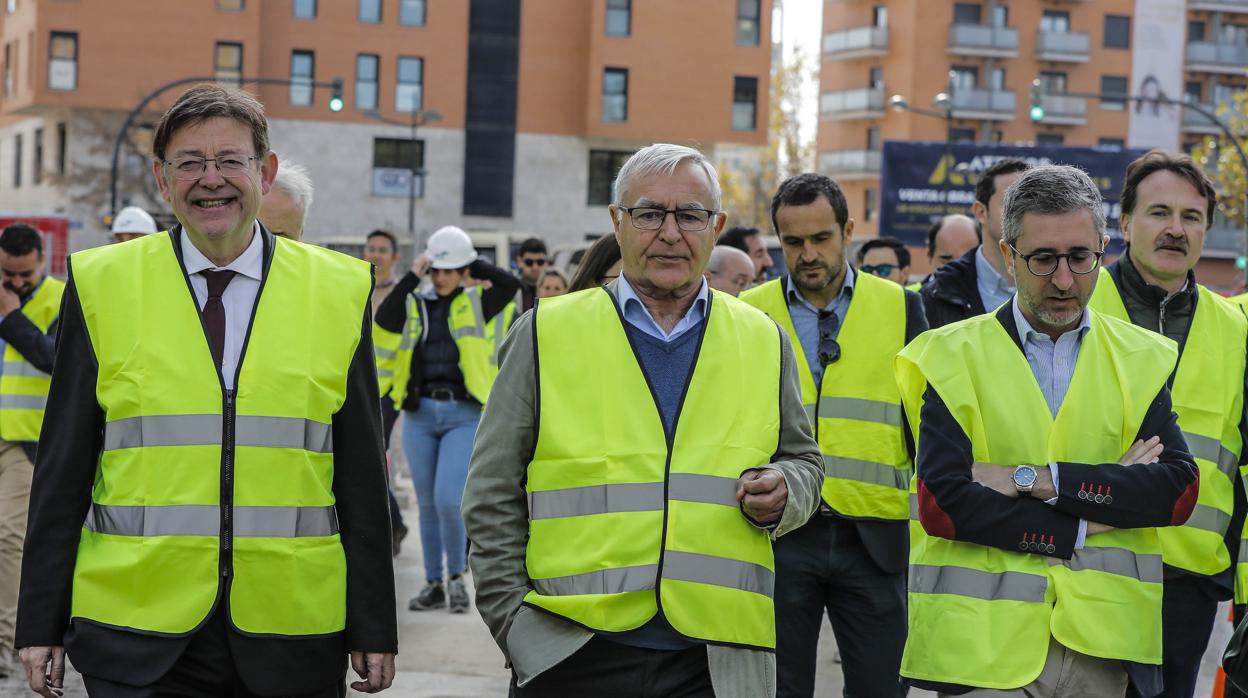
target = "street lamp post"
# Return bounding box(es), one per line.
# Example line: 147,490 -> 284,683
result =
891,71 -> 960,215
364,109 -> 442,250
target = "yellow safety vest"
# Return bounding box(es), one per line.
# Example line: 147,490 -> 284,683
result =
0,276 -> 65,441
1090,268 -> 1247,577
740,273 -> 911,520
374,287 -> 496,409
374,321 -> 397,396
524,287 -> 781,649
487,301 -> 517,368
69,231 -> 369,637
894,308 -> 1176,688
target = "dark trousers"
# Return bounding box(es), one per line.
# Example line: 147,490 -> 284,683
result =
80,608 -> 346,697
509,635 -> 714,698
775,513 -> 907,698
1125,574 -> 1220,698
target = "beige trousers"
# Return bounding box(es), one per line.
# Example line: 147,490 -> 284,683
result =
0,441 -> 33,650
941,638 -> 1128,698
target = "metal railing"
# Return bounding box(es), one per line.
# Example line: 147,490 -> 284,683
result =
1187,41 -> 1248,70
818,150 -> 882,174
823,26 -> 889,56
1035,30 -> 1090,59
948,24 -> 1019,54
950,88 -> 1016,115
820,87 -> 886,117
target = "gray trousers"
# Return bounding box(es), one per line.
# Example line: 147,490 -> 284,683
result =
942,639 -> 1128,697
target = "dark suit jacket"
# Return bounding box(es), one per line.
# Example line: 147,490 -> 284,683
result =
15,227 -> 397,695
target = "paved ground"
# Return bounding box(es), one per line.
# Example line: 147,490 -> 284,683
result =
0,467 -> 1235,696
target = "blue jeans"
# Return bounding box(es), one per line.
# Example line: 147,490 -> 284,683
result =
401,398 -> 480,583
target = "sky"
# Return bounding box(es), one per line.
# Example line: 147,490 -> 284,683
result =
778,0 -> 823,153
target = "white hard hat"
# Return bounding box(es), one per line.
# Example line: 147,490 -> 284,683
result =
111,206 -> 158,235
425,226 -> 478,269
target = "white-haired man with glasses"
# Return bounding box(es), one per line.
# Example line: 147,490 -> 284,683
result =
895,164 -> 1198,695
462,143 -> 823,697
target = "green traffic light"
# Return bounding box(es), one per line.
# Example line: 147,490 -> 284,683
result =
1029,105 -> 1045,122
329,96 -> 344,113
1237,255 -> 1247,271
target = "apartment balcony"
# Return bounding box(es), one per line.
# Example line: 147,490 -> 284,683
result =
1181,97 -> 1240,134
823,26 -> 889,60
818,150 -> 882,180
1187,41 -> 1248,74
1034,95 -> 1088,125
1035,30 -> 1090,62
947,24 -> 1019,58
950,88 -> 1016,121
1188,0 -> 1248,12
1204,223 -> 1242,257
820,87 -> 886,120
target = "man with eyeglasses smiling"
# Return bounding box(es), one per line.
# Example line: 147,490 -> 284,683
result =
895,164 -> 1198,695
740,173 -> 927,698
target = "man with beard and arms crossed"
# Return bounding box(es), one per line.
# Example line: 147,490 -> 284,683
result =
741,173 -> 927,697
921,159 -> 1029,328
896,165 -> 1198,696
463,143 -> 823,698
1086,151 -> 1248,698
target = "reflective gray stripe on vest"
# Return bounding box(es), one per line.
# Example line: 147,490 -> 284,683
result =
532,564 -> 657,596
103,415 -> 333,453
0,394 -> 47,411
451,290 -> 488,340
803,403 -> 816,425
1051,547 -> 1163,583
909,493 -> 918,520
662,550 -> 774,597
909,564 -> 1048,603
824,455 -> 910,490
1184,504 -> 1232,537
84,503 -> 338,537
1,361 -> 48,378
378,368 -> 394,379
1183,431 -> 1238,482
1240,538 -> 1248,563
818,397 -> 902,427
375,346 -> 397,361
528,474 -> 739,520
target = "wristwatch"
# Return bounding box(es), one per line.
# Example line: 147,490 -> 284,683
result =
1012,465 -> 1037,494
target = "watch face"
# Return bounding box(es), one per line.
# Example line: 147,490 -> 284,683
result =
1015,467 -> 1037,487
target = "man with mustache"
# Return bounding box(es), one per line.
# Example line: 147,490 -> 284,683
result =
897,164 -> 1198,695
1086,151 -> 1248,698
740,173 -> 927,697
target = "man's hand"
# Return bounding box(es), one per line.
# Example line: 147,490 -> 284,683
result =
736,469 -> 788,525
411,254 -> 432,278
349,651 -> 396,693
971,462 -> 1018,498
19,646 -> 65,698
1120,436 -> 1163,466
0,284 -> 20,316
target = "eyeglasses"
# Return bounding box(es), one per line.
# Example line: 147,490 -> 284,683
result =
1008,244 -> 1104,277
163,155 -> 260,181
818,310 -> 841,366
620,207 -> 718,232
860,264 -> 896,278
521,258 -> 548,267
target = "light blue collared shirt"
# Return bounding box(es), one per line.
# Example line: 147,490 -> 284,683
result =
617,274 -> 710,343
786,265 -> 855,386
1011,295 -> 1093,548
976,246 -> 1015,313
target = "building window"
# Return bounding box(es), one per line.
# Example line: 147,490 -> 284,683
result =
990,66 -> 1005,90
864,188 -> 877,222
1038,71 -> 1067,94
603,68 -> 628,122
290,50 -> 314,106
868,65 -> 884,89
737,0 -> 760,46
47,32 -> 77,91
1099,138 -> 1125,148
606,0 -> 630,37
400,0 -> 425,26
12,133 -> 20,189
588,150 -> 631,205
953,3 -> 981,25
872,5 -> 887,27
3,43 -> 11,97
1101,75 -> 1128,110
214,42 -> 243,85
217,0 -> 243,10
950,65 -> 978,91
372,137 -> 424,198
356,54 -> 379,111
1041,10 -> 1070,33
1104,15 -> 1130,49
991,5 -> 1008,28
733,77 -> 758,131
950,128 -> 976,143
396,56 -> 422,112
56,122 -> 66,176
1188,21 -> 1206,43
359,0 -> 381,23
5,0 -> 13,14
1185,81 -> 1203,103
293,0 -> 316,18
1037,133 -> 1065,146
32,127 -> 41,185
866,126 -> 881,151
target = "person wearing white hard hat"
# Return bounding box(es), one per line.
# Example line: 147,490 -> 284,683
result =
374,225 -> 519,615
110,206 -> 158,243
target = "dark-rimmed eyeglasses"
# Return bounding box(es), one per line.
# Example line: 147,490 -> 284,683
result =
163,156 -> 259,181
521,258 -> 548,267
620,207 -> 718,232
1008,244 -> 1104,277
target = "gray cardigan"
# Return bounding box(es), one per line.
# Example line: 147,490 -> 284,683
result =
461,280 -> 824,698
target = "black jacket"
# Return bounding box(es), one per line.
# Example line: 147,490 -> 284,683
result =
16,228 -> 397,694
919,246 -> 986,329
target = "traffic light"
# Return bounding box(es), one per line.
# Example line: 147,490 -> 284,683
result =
329,79 -> 344,113
1029,79 -> 1045,122
1237,255 -> 1247,271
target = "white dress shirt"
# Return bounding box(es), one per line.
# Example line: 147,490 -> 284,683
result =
181,224 -> 263,389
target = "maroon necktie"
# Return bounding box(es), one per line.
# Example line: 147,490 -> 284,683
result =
201,269 -> 236,372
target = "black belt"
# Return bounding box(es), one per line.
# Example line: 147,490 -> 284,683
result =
422,386 -> 467,402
